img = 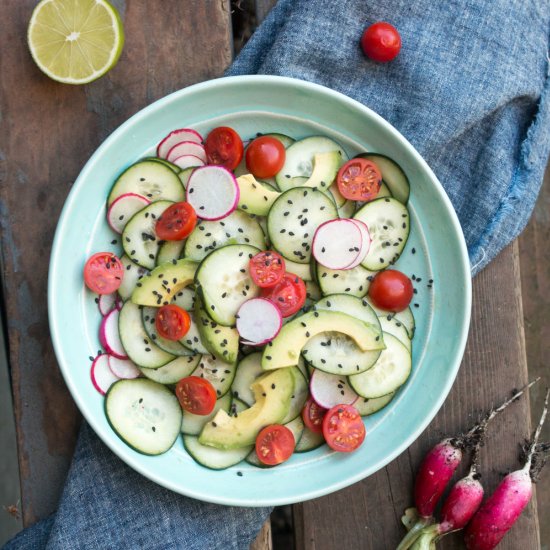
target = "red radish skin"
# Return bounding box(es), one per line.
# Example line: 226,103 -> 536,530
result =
157,128 -> 203,159
172,154 -> 205,169
99,309 -> 128,359
107,193 -> 150,234
166,141 -> 207,164
440,473 -> 484,533
91,354 -> 120,395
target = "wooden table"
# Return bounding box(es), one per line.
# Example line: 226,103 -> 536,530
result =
0,1 -> 541,548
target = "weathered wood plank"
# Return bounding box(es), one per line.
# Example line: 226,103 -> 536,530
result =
250,520 -> 272,550
293,243 -> 539,549
518,166 -> 550,547
0,0 -> 232,526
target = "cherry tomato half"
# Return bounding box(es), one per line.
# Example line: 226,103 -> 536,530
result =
255,424 -> 295,466
204,126 -> 244,170
84,252 -> 124,295
368,269 -> 413,312
155,304 -> 191,341
245,136 -> 286,179
155,202 -> 197,241
176,376 -> 217,415
249,250 -> 286,288
361,22 -> 402,63
337,158 -> 382,202
302,398 -> 327,434
261,272 -> 307,318
322,404 -> 366,453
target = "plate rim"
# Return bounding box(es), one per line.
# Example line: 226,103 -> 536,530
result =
48,74 -> 472,506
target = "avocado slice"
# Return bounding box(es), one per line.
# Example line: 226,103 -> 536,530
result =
131,259 -> 198,306
301,151 -> 342,191
194,297 -> 239,364
198,369 -> 295,449
237,174 -> 281,216
262,310 -> 384,370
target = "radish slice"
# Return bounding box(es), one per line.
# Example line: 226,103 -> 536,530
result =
108,355 -> 140,379
312,219 -> 364,270
115,294 -> 123,311
157,128 -> 203,159
345,220 -> 372,269
236,298 -> 282,345
98,293 -> 117,316
99,309 -> 128,359
310,369 -> 358,409
91,354 -> 120,395
107,193 -> 151,234
172,154 -> 205,169
186,166 -> 240,221
166,141 -> 207,164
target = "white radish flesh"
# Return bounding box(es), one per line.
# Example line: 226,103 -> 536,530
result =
166,141 -> 207,164
98,293 -> 117,316
99,309 -> 128,359
108,355 -> 141,379
172,155 -> 205,169
91,354 -> 120,395
312,219 -> 364,270
157,128 -> 203,159
309,369 -> 358,409
107,193 -> 151,234
346,219 -> 371,269
236,298 -> 282,345
186,166 -> 240,221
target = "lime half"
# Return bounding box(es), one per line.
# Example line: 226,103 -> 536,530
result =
27,0 -> 124,85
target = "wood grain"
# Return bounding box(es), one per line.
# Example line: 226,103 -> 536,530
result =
251,520 -> 273,550
0,0 -> 232,526
293,243 -> 539,549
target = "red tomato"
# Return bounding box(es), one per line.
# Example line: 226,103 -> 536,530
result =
255,424 -> 295,466
156,202 -> 197,241
84,252 -> 124,295
204,126 -> 244,170
361,22 -> 402,63
249,251 -> 286,288
337,158 -> 382,201
368,269 -> 413,312
155,305 -> 191,341
245,136 -> 286,179
176,376 -> 217,415
322,404 -> 366,453
302,398 -> 327,434
261,273 -> 306,318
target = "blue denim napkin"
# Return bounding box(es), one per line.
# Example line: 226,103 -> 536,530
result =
5,1 -> 550,549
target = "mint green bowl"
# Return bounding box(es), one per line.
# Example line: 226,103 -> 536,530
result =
49,75 -> 471,506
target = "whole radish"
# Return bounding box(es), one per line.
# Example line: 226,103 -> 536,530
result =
464,388 -> 550,550
397,379 -> 539,550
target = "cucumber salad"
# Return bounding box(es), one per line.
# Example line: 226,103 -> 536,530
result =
83,125 -> 419,470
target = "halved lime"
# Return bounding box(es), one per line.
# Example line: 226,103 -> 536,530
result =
27,0 -> 124,85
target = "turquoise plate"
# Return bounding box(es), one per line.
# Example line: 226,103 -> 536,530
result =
49,75 -> 471,506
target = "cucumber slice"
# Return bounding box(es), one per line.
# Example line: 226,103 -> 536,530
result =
354,392 -> 395,416
139,354 -> 200,385
105,379 -> 182,455
141,306 -> 194,356
278,151 -> 341,193
144,157 -> 180,173
267,187 -> 337,264
295,426 -> 325,452
179,310 -> 210,355
364,297 -> 416,338
118,301 -> 174,368
284,258 -> 313,281
264,132 -> 296,149
157,240 -> 185,265
195,244 -> 261,326
231,352 -> 264,406
328,183 -> 346,207
305,280 -> 322,302
316,263 -> 376,298
108,160 -> 185,207
184,210 -> 265,262
282,366 -> 309,423
183,435 -> 251,470
171,286 -> 195,311
178,167 -> 194,189
379,316 -> 411,352
118,255 -> 149,301
275,136 -> 348,190
181,392 -> 232,436
195,297 -> 239,364
357,153 -> 410,204
354,197 -> 410,270
348,333 -> 412,398
338,199 -> 356,219
377,182 -> 392,199
192,354 -> 237,398
301,294 -> 383,375
122,200 -> 173,270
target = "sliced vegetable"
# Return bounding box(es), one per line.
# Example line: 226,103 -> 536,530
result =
236,298 -> 282,345
204,126 -> 244,170
108,356 -> 140,380
166,141 -> 207,164
310,370 -> 358,409
336,158 -> 381,202
176,376 -> 217,415
155,304 -> 191,341
84,252 -> 124,295
155,202 -> 197,241
322,404 -> 366,453
302,397 -> 327,433
99,308 -> 128,359
107,193 -> 150,234
157,128 -> 203,159
255,424 -> 295,465
91,354 -> 120,395
261,273 -> 307,318
249,250 -> 286,288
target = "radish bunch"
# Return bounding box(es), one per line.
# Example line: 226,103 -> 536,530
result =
397,380 -> 549,549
